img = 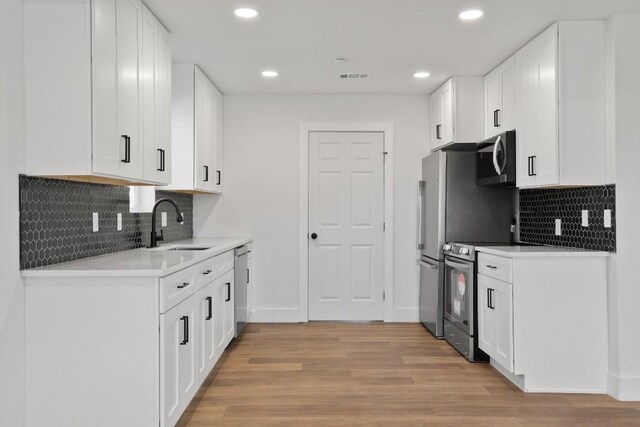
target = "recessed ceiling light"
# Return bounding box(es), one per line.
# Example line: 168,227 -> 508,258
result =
459,9 -> 483,20
414,71 -> 431,79
234,8 -> 259,19
261,70 -> 278,78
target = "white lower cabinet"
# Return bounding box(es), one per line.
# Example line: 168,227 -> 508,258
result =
161,295 -> 198,427
477,274 -> 513,372
475,250 -> 609,393
24,246 -> 247,427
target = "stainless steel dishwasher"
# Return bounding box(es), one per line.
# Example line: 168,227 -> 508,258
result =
234,245 -> 248,336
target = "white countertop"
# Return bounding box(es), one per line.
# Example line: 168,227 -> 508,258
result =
22,238 -> 251,278
476,245 -> 610,258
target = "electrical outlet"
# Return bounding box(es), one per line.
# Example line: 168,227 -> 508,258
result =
117,213 -> 123,231
161,212 -> 168,227
581,210 -> 589,227
555,218 -> 562,236
604,209 -> 612,228
92,212 -> 99,232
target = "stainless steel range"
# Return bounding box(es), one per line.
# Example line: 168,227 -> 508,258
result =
442,242 -> 491,362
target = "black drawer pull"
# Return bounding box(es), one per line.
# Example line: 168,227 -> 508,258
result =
206,296 -> 213,320
203,269 -> 212,275
485,265 -> 497,269
177,282 -> 190,289
180,316 -> 189,345
225,282 -> 231,302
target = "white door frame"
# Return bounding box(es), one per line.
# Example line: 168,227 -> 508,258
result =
299,122 -> 394,322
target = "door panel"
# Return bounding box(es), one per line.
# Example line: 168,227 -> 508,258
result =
516,40 -> 537,187
141,6 -> 157,182
224,272 -> 235,345
156,22 -> 172,184
441,80 -> 453,143
420,153 -> 445,260
214,279 -> 226,356
309,132 -> 384,321
501,56 -> 516,133
430,93 -> 443,150
485,70 -> 502,138
534,24 -> 559,186
115,0 -> 143,179
195,283 -> 216,386
419,257 -> 444,338
493,279 -> 514,371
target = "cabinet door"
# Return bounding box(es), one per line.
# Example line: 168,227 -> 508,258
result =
161,295 -> 197,427
515,40 -> 537,188
213,85 -> 224,191
500,56 -> 516,133
195,283 -> 217,386
115,0 -> 144,180
533,24 -> 559,186
141,6 -> 158,183
151,19 -> 172,184
430,92 -> 443,150
224,272 -> 235,346
484,69 -> 502,139
477,275 -> 496,357
194,67 -> 216,192
440,79 -> 454,144
491,278 -> 514,372
214,279 -> 227,356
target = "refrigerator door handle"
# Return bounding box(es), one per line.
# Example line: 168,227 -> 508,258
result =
417,181 -> 425,249
419,260 -> 438,270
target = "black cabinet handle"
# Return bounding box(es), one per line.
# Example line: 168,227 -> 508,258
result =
180,316 -> 189,345
247,268 -> 250,284
527,156 -> 533,176
204,165 -> 209,182
435,124 -> 442,140
157,149 -> 166,171
488,289 -> 495,310
494,109 -> 501,127
203,269 -> 212,275
310,233 -> 318,240
216,170 -> 221,186
121,135 -> 131,163
486,265 -> 497,269
177,282 -> 190,289
206,296 -> 213,320
225,282 -> 231,302
487,288 -> 491,309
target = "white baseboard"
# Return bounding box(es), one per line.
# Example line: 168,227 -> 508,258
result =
490,358 -> 525,391
249,307 -> 300,323
608,372 -> 640,401
392,307 -> 419,322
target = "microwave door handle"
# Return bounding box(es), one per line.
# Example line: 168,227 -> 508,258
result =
417,181 -> 425,249
492,135 -> 503,175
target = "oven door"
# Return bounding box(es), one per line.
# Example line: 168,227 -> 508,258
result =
444,256 -> 475,335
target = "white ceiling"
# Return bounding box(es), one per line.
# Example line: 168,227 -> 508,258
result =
146,0 -> 640,94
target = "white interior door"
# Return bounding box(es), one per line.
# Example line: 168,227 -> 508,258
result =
308,131 -> 385,321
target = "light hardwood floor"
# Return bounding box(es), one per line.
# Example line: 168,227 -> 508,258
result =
178,322 -> 640,426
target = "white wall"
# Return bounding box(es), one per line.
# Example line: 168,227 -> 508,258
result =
0,0 -> 26,424
606,13 -> 640,401
194,94 -> 429,322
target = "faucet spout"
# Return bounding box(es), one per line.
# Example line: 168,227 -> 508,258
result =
149,198 -> 184,248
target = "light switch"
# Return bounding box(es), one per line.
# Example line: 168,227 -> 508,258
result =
92,212 -> 99,232
161,212 -> 168,227
604,209 -> 612,228
117,213 -> 123,231
581,210 -> 589,227
555,218 -> 562,236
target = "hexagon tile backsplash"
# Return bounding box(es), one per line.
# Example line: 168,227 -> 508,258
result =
519,185 -> 616,252
19,175 -> 193,269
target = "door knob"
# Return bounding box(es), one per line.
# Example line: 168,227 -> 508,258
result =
311,233 -> 318,240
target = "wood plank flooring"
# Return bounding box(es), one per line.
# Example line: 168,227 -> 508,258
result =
177,322 -> 640,426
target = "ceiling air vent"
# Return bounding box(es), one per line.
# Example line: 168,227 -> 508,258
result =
339,73 -> 369,79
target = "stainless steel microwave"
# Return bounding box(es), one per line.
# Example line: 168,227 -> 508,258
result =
476,131 -> 516,187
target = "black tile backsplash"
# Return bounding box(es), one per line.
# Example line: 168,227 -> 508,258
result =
19,176 -> 193,269
519,185 -> 615,252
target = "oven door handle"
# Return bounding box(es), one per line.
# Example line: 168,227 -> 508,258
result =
419,260 -> 438,270
445,258 -> 472,271
492,135 -> 504,175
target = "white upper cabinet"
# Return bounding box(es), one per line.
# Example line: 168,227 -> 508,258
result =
168,65 -> 224,194
484,55 -> 516,139
429,77 -> 484,151
515,21 -> 608,188
141,5 -> 172,184
24,0 -> 171,185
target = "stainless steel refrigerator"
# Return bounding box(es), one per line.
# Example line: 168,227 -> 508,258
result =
418,151 -> 513,338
